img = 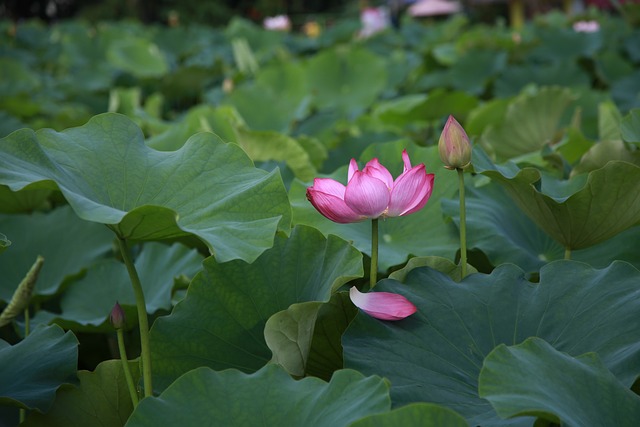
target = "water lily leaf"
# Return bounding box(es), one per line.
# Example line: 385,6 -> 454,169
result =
150,225 -> 362,391
442,180 -> 640,272
0,113 -> 291,263
343,261 -> 640,426
350,403 -> 469,427
126,365 -> 390,427
306,46 -> 387,117
0,325 -> 78,412
473,148 -> 640,250
44,242 -> 202,331
290,142 -> 459,271
106,37 -> 168,78
480,87 -> 574,161
479,338 -> 640,427
0,206 -> 114,302
621,108 -> 640,145
23,359 -> 140,427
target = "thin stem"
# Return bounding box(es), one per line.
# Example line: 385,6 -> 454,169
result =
117,328 -> 139,407
116,237 -> 153,398
370,218 -> 379,290
19,306 -> 30,424
457,168 -> 468,278
564,247 -> 571,260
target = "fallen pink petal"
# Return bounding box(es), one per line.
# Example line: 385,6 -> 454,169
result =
349,286 -> 417,321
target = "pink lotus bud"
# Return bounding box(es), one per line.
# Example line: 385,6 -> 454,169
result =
110,302 -> 125,329
306,150 -> 434,223
349,286 -> 417,321
438,115 -> 472,170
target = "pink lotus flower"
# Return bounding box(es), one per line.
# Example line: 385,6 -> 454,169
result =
306,150 -> 434,223
349,286 -> 417,321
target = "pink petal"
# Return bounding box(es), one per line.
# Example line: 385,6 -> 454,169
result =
349,286 -> 417,321
310,178 -> 347,198
388,165 -> 434,216
402,149 -> 412,173
348,159 -> 359,182
307,180 -> 364,223
362,158 -> 394,189
344,172 -> 390,218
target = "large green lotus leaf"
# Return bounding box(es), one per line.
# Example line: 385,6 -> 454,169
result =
442,180 -> 640,272
349,403 -> 468,427
448,50 -> 507,96
621,108 -> 640,145
0,325 -> 78,412
305,291 -> 357,381
149,225 -> 362,391
464,98 -> 511,137
611,70 -> 640,113
0,113 -> 291,263
570,139 -> 640,177
480,87 -> 575,161
145,105 -> 322,182
23,359 -> 140,427
598,100 -> 623,142
0,185 -> 51,213
0,206 -> 114,302
126,365 -> 390,427
233,128 -> 321,182
306,45 -> 387,116
529,27 -> 602,62
146,104 -> 240,151
473,148 -> 640,250
106,37 -> 168,78
343,261 -> 640,426
479,338 -> 640,426
42,242 -> 202,331
225,60 -> 311,132
372,91 -> 478,131
494,63 -> 590,99
0,57 -> 41,97
290,142 -> 459,270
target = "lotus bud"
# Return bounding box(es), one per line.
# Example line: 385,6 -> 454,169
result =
110,302 -> 126,330
438,115 -> 472,170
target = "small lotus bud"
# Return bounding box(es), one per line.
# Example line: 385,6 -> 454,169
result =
110,302 -> 125,329
438,115 -> 472,170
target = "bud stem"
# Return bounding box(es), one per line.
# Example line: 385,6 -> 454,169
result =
457,168 -> 468,278
370,218 -> 379,290
564,248 -> 572,260
117,328 -> 139,407
117,237 -> 153,398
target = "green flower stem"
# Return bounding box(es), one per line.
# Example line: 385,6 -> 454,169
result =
370,218 -> 379,290
116,237 -> 153,398
457,168 -> 468,278
564,248 -> 572,260
117,328 -> 139,407
19,306 -> 30,424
